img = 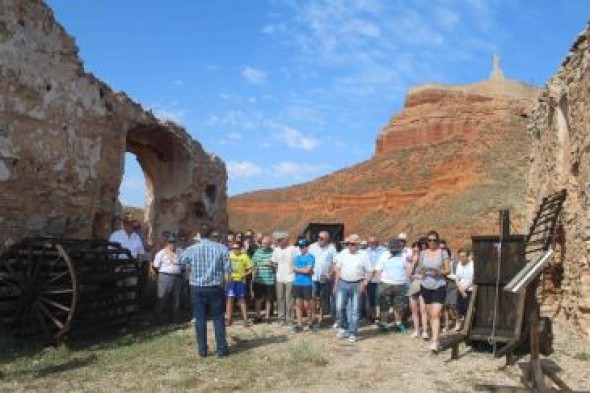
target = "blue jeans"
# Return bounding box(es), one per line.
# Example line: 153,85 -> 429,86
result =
191,286 -> 228,356
337,281 -> 361,336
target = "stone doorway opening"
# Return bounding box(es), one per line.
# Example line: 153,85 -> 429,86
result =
125,124 -> 195,246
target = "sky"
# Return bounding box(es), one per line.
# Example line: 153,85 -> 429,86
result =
45,0 -> 589,207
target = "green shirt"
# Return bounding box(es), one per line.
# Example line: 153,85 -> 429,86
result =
252,248 -> 275,285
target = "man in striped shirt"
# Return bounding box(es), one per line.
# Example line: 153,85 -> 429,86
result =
181,229 -> 231,358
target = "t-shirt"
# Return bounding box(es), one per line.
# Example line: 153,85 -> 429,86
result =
309,242 -> 337,282
375,251 -> 408,285
421,249 -> 448,290
229,252 -> 253,282
456,261 -> 474,292
335,249 -> 373,282
293,253 -> 314,286
271,245 -> 297,282
109,229 -> 145,259
366,246 -> 386,283
152,248 -> 184,275
252,247 -> 275,285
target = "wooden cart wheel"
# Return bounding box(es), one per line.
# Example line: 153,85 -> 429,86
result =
0,241 -> 77,342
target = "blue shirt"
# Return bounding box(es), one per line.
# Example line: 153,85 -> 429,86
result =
181,239 -> 231,287
293,253 -> 314,286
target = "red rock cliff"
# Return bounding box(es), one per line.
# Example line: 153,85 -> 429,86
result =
229,73 -> 539,249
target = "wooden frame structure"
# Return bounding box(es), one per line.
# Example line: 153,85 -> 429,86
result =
440,189 -> 570,392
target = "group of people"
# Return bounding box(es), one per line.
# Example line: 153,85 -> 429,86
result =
109,214 -> 475,357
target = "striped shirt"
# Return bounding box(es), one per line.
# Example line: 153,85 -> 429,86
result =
180,239 -> 231,287
252,247 -> 275,285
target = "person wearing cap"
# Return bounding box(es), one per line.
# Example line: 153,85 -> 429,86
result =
334,234 -> 373,343
291,238 -> 315,333
270,232 -> 297,327
374,238 -> 409,332
226,241 -> 254,327
364,235 -> 386,324
152,233 -> 185,324
309,231 -> 337,327
108,213 -> 146,261
181,228 -> 231,358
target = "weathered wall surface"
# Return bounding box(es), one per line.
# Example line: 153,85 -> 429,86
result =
0,0 -> 227,250
526,24 -> 590,337
229,71 -> 539,250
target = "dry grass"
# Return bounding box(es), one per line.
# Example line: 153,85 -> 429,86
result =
1,321 -> 589,392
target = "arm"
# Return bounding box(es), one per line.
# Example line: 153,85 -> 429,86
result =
441,257 -> 451,276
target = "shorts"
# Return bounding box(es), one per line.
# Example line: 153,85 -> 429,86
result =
420,285 -> 447,305
253,282 -> 275,300
312,281 -> 330,299
227,281 -> 247,298
292,285 -> 312,300
378,283 -> 408,313
366,282 -> 378,308
445,280 -> 458,306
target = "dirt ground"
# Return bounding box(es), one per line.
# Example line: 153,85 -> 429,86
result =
1,318 -> 589,392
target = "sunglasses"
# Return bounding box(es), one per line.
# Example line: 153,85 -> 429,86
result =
427,238 -> 438,242
319,237 -> 327,240
347,242 -> 359,246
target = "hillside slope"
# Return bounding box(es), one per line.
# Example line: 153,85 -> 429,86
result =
229,72 -> 539,248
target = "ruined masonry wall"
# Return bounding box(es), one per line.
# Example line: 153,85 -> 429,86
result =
0,0 -> 227,250
526,24 -> 590,338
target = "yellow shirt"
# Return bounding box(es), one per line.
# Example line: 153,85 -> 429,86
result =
229,252 -> 253,282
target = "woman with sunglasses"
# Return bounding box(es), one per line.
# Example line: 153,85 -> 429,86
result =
407,241 -> 429,339
419,230 -> 451,352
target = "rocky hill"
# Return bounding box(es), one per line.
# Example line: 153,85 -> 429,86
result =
228,67 -> 540,249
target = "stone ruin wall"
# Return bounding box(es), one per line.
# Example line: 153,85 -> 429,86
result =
0,0 -> 228,252
526,24 -> 590,338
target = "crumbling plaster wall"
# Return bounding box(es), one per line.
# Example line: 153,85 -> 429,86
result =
526,24 -> 590,337
0,0 -> 227,251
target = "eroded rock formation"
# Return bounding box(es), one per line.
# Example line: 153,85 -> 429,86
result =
0,0 -> 227,250
526,24 -> 590,337
229,65 -> 539,249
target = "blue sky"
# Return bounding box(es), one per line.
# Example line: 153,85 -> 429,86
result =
46,0 -> 588,207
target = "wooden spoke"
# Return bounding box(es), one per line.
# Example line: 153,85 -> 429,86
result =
37,301 -> 65,329
39,288 -> 74,295
38,295 -> 72,312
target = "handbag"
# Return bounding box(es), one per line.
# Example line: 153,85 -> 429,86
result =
409,279 -> 422,296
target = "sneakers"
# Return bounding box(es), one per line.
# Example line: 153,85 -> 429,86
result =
332,322 -> 339,330
411,330 -> 420,338
454,320 -> 463,332
309,324 -> 319,332
336,328 -> 348,339
421,331 -> 430,340
395,323 -> 407,333
442,326 -> 449,333
429,341 -> 440,353
348,335 -> 357,343
292,325 -> 303,333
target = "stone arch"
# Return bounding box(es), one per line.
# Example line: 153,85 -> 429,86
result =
125,124 -> 194,243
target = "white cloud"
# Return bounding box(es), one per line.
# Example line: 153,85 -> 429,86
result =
241,66 -> 267,84
273,126 -> 320,150
270,161 -> 330,180
227,161 -> 263,178
227,132 -> 242,141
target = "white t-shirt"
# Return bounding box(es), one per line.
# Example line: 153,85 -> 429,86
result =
271,245 -> 297,282
456,261 -> 474,291
309,242 -> 337,282
109,229 -> 145,259
375,251 -> 408,285
153,248 -> 184,275
335,249 -> 373,282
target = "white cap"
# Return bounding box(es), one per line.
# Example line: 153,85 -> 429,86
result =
397,232 -> 407,240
